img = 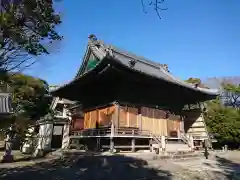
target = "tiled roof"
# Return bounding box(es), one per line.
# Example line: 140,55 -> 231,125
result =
52,35 -> 219,97
84,36 -> 219,96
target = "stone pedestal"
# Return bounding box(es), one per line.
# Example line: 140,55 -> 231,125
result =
2,154 -> 14,163
2,141 -> 14,163
33,148 -> 44,157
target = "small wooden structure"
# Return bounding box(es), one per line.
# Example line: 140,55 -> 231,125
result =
52,35 -> 219,152
0,85 -> 13,140
23,97 -> 74,155
0,82 -> 13,117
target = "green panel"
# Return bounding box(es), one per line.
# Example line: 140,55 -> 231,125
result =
85,58 -> 99,71
84,53 -> 99,72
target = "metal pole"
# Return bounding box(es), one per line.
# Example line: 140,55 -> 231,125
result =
204,139 -> 209,159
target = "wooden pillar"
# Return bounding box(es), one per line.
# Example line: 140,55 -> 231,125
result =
138,107 -> 142,131
189,135 -> 194,150
110,122 -> 115,152
131,138 -> 136,152
180,116 -> 185,133
161,136 -> 166,151
96,138 -> 100,151
127,107 -> 130,127
114,102 -> 120,134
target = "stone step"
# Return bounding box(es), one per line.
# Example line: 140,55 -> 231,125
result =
153,152 -> 204,160
120,151 -> 204,162
166,143 -> 191,152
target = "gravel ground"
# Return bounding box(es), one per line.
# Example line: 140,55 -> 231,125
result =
0,151 -> 239,180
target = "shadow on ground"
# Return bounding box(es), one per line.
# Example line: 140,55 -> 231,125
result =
0,152 -> 172,180
214,155 -> 240,179
201,155 -> 240,179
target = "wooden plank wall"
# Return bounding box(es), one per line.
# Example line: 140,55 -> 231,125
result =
167,114 -> 181,137
141,107 -> 168,136
83,104 -> 181,137
84,105 -> 116,129
119,106 -> 181,137
119,106 -> 139,128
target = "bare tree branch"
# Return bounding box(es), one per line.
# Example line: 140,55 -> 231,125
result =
0,0 -> 62,73
7,56 -> 33,71
141,0 -> 168,19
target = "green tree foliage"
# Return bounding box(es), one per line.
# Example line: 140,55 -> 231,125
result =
6,73 -> 51,119
185,77 -> 201,84
0,73 -> 51,139
185,77 -> 209,89
204,99 -> 240,149
0,0 -> 62,71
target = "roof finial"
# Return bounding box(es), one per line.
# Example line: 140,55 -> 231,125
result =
162,64 -> 169,72
88,34 -> 97,41
194,83 -> 200,88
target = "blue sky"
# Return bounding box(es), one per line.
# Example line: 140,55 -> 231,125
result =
25,0 -> 240,85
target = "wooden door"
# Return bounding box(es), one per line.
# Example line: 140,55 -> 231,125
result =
167,114 -> 181,137
51,125 -> 63,149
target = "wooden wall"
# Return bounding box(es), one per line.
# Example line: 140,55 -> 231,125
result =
119,106 -> 181,137
119,106 -> 139,127
84,105 -> 116,129
82,104 -> 181,137
141,107 -> 168,136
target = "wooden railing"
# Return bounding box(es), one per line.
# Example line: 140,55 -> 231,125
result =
71,127 -> 151,137
115,127 -> 150,136
71,127 -> 110,136
180,132 -> 191,147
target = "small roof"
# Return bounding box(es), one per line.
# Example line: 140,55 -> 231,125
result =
50,96 -> 76,111
52,35 -> 219,97
0,93 -> 12,114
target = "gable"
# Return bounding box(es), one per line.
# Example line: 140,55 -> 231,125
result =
84,52 -> 99,72
75,48 -> 100,78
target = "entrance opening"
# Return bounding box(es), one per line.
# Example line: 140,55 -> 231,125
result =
51,125 -> 63,149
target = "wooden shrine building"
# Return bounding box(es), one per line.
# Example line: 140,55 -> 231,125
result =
52,35 -> 219,152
